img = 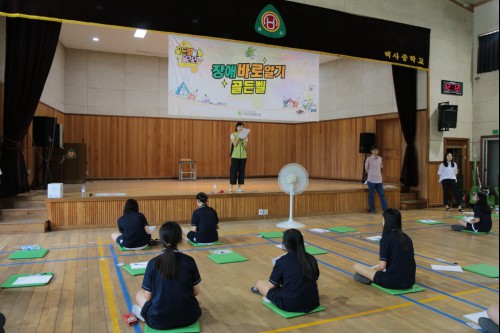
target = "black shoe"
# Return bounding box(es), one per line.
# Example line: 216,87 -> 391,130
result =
149,239 -> 160,246
353,273 -> 371,284
458,208 -> 464,212
250,287 -> 260,295
445,207 -> 450,211
478,317 -> 499,333
451,225 -> 465,231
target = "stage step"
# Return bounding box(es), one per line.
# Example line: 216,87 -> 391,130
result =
0,196 -> 47,209
0,219 -> 50,233
0,207 -> 48,221
400,199 -> 428,210
400,191 -> 419,201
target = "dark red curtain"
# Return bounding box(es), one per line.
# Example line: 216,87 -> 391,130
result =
0,18 -> 61,197
392,65 -> 418,187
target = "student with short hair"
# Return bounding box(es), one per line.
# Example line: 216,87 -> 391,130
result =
365,145 -> 388,214
353,208 -> 416,289
132,221 -> 202,330
187,192 -> 219,244
251,229 -> 320,313
451,190 -> 492,232
111,198 -> 153,249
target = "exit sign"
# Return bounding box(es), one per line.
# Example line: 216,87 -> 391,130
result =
494,129 -> 499,135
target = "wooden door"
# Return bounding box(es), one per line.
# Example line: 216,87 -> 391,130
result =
444,138 -> 469,199
377,118 -> 401,184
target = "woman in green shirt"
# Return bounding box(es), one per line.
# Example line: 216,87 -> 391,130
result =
229,122 -> 248,193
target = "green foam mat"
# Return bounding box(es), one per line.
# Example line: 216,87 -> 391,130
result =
492,214 -> 499,218
208,251 -> 248,264
262,301 -> 325,318
371,283 -> 425,295
461,230 -> 493,235
328,226 -> 358,233
463,264 -> 499,278
117,244 -> 150,251
121,264 -> 146,276
259,232 -> 284,239
452,215 -> 466,219
305,246 -> 328,255
1,272 -> 53,288
8,249 -> 49,260
145,320 -> 200,333
415,220 -> 445,225
187,240 -> 221,247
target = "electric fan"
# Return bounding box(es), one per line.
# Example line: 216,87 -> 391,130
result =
277,163 -> 309,229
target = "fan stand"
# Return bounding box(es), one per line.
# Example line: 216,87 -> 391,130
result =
277,184 -> 305,229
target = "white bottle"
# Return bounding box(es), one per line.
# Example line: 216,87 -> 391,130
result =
213,183 -> 217,194
81,184 -> 86,198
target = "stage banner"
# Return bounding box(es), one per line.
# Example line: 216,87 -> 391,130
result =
168,34 -> 319,122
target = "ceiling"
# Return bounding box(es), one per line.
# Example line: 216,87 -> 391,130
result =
59,22 -> 340,64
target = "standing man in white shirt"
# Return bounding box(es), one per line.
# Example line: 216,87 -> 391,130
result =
365,145 -> 388,214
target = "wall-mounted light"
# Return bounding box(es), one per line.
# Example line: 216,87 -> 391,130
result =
134,29 -> 147,38
92,37 -> 100,42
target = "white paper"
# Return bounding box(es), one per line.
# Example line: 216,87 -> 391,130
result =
309,228 -> 330,233
464,311 -> 488,324
463,212 -> 474,215
149,226 -> 156,233
210,249 -> 232,255
12,274 -> 52,286
130,262 -> 148,269
366,235 -> 382,242
237,128 -> 250,139
431,265 -> 463,272
418,219 -> 439,223
464,216 -> 475,223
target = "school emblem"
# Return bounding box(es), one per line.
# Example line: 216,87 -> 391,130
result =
255,4 -> 286,38
66,148 -> 77,159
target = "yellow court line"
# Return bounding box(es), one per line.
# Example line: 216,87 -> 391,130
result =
97,239 -> 121,333
259,286 -> 498,333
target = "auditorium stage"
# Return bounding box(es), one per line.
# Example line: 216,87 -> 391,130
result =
46,178 -> 400,229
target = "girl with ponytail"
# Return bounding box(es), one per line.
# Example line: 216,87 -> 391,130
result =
187,192 -> 220,244
353,208 -> 416,289
251,229 -> 320,312
132,221 -> 201,330
451,189 -> 492,232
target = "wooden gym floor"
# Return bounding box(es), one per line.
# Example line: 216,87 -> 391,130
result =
0,208 -> 498,332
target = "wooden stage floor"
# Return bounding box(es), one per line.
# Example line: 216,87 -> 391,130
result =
46,179 -> 401,229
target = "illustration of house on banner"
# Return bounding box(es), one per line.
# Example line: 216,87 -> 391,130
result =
175,82 -> 190,97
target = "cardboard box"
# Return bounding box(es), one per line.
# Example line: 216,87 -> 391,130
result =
47,183 -> 63,198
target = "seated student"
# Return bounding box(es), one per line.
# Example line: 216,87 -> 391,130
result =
132,221 -> 202,330
479,303 -> 499,333
111,199 -> 153,249
0,312 -> 5,333
251,229 -> 320,313
187,192 -> 219,244
353,208 -> 416,289
451,190 -> 492,232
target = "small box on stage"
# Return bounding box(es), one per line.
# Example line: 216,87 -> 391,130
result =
47,183 -> 64,198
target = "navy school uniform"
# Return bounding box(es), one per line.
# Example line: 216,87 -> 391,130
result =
265,252 -> 320,313
116,212 -> 151,248
187,205 -> 219,243
465,205 -> 492,232
373,230 -> 416,289
141,252 -> 202,330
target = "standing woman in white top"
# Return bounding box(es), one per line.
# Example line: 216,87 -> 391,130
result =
438,152 -> 463,212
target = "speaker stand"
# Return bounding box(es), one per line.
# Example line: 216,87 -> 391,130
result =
30,146 -> 53,190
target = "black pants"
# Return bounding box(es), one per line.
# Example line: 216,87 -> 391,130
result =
230,158 -> 247,185
441,179 -> 462,206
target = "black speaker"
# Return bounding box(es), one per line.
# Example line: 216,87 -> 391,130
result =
32,116 -> 57,147
438,104 -> 458,131
359,133 -> 376,153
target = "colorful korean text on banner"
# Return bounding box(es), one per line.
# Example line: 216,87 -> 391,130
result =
168,35 -> 319,122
